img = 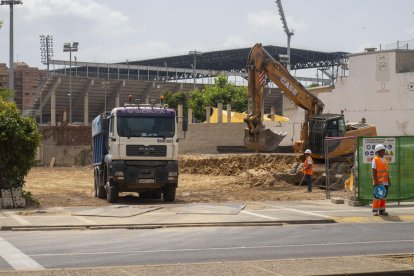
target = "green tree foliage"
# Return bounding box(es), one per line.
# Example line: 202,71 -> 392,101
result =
0,89 -> 41,189
163,91 -> 188,118
188,75 -> 247,122
308,83 -> 320,88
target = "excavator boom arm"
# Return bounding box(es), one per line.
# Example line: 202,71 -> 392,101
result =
248,43 -> 324,116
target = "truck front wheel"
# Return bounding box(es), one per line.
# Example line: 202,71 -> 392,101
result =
106,185 -> 119,203
105,168 -> 119,203
163,185 -> 176,202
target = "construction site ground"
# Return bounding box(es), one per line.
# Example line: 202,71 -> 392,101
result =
23,153 -> 346,208
2,153 -> 414,275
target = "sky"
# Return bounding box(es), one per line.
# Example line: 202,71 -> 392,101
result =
0,0 -> 413,70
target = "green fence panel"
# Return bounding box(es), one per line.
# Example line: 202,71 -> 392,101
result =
357,136 -> 414,204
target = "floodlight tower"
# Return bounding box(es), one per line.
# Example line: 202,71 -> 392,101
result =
1,0 -> 23,101
40,35 -> 53,71
275,0 -> 294,71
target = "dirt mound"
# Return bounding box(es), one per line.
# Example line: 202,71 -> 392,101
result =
179,153 -> 300,176
179,153 -> 305,189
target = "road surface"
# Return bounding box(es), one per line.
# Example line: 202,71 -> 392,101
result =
0,222 -> 413,273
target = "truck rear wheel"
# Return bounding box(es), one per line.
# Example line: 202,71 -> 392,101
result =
93,170 -> 98,198
163,185 -> 176,202
94,170 -> 106,199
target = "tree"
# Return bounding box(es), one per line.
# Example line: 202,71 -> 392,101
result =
0,89 -> 41,189
308,83 -> 320,88
163,91 -> 189,118
188,75 -> 247,122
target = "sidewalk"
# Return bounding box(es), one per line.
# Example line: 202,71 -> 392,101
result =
1,200 -> 414,231
1,200 -> 414,275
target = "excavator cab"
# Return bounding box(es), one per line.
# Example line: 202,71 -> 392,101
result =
306,114 -> 346,158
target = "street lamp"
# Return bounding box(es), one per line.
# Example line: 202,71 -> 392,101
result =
40,34 -> 53,72
1,0 -> 23,101
189,50 -> 202,88
101,81 -> 110,112
63,41 -> 79,123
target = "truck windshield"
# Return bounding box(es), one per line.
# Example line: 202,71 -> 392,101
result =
117,117 -> 175,138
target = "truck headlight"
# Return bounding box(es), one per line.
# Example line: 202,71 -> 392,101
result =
114,171 -> 124,181
168,171 -> 178,181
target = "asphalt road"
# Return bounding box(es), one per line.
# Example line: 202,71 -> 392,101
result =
0,222 -> 414,272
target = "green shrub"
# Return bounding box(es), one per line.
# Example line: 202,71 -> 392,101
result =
0,90 -> 41,190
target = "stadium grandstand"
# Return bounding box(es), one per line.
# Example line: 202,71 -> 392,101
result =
25,45 -> 348,125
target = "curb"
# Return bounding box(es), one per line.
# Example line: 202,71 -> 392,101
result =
0,219 -> 336,231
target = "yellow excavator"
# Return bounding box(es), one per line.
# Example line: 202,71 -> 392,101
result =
244,43 -> 377,159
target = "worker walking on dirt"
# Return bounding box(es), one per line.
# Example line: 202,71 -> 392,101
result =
372,144 -> 391,216
303,149 -> 314,192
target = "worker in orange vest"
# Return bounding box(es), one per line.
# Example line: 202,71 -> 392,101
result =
303,149 -> 314,192
372,144 -> 391,216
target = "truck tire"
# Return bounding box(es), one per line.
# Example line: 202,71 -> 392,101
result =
163,185 -> 176,202
94,170 -> 106,199
105,167 -> 118,203
106,185 -> 119,203
93,170 -> 98,198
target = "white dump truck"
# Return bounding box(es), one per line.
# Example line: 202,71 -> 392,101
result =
92,103 -> 186,203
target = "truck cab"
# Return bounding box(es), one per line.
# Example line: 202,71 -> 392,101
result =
92,104 -> 183,203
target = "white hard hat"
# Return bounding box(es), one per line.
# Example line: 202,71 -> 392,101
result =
304,149 -> 312,154
374,144 -> 386,153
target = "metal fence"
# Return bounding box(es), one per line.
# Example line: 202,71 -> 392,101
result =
357,136 -> 414,204
323,136 -> 357,199
384,39 -> 414,50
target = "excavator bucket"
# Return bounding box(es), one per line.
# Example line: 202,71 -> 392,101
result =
244,128 -> 287,152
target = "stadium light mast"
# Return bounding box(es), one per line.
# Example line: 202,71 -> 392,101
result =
275,0 -> 294,71
40,35 -> 53,72
1,0 -> 23,101
63,41 -> 79,123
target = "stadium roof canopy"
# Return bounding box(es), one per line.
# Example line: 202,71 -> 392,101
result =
125,45 -> 348,72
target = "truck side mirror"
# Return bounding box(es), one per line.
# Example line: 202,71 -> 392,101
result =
182,118 -> 188,132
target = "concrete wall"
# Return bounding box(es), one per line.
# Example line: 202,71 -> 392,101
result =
39,126 -> 91,166
178,123 -> 245,153
38,123 -> 255,165
318,50 -> 414,136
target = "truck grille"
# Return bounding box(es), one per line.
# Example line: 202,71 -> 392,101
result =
126,145 -> 167,157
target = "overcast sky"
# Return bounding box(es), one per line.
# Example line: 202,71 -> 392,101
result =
0,0 -> 413,69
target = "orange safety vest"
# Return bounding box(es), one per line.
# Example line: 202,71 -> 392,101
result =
372,156 -> 389,185
303,156 -> 313,175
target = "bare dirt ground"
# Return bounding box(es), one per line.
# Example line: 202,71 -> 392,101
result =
24,154 -> 348,208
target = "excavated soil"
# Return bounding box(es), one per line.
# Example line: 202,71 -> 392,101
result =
24,154 -> 347,207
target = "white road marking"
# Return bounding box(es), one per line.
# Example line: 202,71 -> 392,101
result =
7,213 -> 31,225
241,210 -> 279,220
73,216 -> 96,224
29,239 -> 414,257
261,203 -> 331,219
0,236 -> 44,270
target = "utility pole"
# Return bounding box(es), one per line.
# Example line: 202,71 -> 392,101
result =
275,0 -> 294,71
189,50 -> 202,89
1,0 -> 23,101
63,42 -> 79,123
